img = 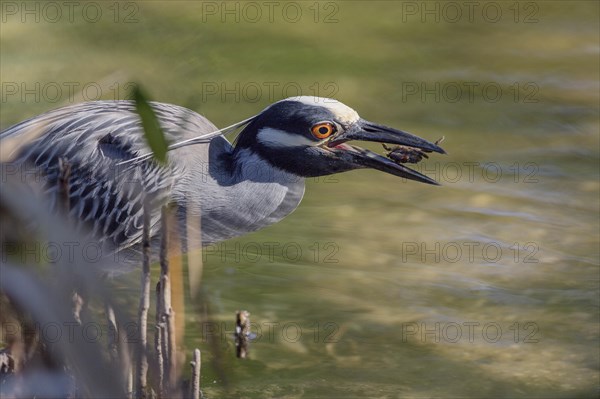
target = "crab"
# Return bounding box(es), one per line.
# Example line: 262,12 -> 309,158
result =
382,136 -> 445,165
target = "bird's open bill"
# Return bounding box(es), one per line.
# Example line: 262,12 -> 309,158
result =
322,119 -> 446,185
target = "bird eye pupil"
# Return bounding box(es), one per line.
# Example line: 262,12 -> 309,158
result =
319,127 -> 329,134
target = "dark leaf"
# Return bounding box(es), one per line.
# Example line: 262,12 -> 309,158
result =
132,85 -> 169,164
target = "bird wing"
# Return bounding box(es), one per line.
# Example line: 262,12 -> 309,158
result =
1,101 -> 221,251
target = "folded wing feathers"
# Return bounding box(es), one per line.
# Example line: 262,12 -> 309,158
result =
0,101 -> 212,252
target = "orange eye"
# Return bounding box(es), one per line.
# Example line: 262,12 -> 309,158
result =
311,122 -> 336,139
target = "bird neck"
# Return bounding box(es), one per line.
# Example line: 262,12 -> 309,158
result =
231,147 -> 304,187
175,144 -> 305,245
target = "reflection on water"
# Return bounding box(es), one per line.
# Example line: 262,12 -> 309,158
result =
2,0 -> 599,397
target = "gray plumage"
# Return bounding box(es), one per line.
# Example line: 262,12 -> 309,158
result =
1,101 -> 304,268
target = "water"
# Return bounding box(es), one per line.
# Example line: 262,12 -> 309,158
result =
1,1 -> 598,397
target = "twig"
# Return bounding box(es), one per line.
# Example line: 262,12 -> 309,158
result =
106,301 -> 133,399
157,206 -> 177,392
126,362 -> 133,399
71,291 -> 84,325
159,206 -> 177,391
136,199 -> 152,398
181,201 -> 203,299
105,303 -> 118,363
235,311 -> 251,359
190,349 -> 201,399
154,324 -> 164,397
155,280 -> 167,398
0,349 -> 15,376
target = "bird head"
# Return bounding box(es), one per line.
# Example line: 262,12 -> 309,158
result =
234,96 -> 446,185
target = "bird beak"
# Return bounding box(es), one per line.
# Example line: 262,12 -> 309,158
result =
322,119 -> 446,185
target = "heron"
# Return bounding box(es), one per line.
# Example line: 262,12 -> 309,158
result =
1,96 -> 445,271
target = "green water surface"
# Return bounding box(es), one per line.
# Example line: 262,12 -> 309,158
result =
1,1 -> 598,397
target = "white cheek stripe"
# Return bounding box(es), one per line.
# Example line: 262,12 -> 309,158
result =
257,127 -> 315,148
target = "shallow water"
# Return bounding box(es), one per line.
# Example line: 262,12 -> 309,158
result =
1,1 -> 598,397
